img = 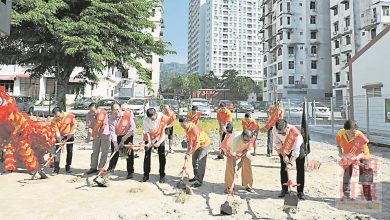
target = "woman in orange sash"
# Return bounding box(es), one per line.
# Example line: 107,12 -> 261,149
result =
273,119 -> 306,200
336,120 -> 372,202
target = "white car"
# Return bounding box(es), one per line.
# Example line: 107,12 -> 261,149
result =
308,101 -> 331,118
197,105 -> 211,118
286,106 -> 303,118
127,98 -> 150,116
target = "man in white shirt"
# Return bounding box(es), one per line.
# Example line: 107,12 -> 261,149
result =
273,119 -> 306,200
142,108 -> 168,183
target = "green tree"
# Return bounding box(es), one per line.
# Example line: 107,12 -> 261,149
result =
199,71 -> 222,89
0,0 -> 172,110
230,76 -> 257,100
187,74 -> 201,97
221,69 -> 239,89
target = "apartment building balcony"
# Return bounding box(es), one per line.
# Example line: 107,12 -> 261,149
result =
361,9 -> 378,30
342,26 -> 352,35
341,44 -> 352,53
331,30 -> 341,40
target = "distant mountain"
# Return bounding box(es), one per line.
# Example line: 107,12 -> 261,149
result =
160,62 -> 187,74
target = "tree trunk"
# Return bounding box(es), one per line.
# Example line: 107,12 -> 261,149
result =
56,70 -> 71,112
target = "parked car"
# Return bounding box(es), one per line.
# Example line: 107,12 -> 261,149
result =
190,98 -> 208,107
285,106 -> 303,118
13,96 -> 34,114
197,104 -> 212,118
115,96 -> 131,105
164,99 -> 179,114
127,98 -> 150,116
308,101 -> 331,118
218,100 -> 234,112
251,101 -> 261,110
235,101 -> 254,113
97,99 -> 116,112
74,97 -> 99,109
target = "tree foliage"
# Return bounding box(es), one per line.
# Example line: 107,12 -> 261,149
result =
171,74 -> 201,98
0,0 -> 172,110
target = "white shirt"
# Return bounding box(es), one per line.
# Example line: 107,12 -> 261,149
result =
272,124 -> 303,158
142,112 -> 166,142
226,131 -> 245,154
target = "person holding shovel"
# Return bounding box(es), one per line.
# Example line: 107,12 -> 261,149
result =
222,129 -> 256,193
51,107 -> 77,174
163,105 -> 176,154
187,105 -> 202,125
179,117 -> 211,187
142,108 -> 170,183
85,103 -> 110,175
272,119 -> 306,200
107,103 -> 136,179
217,102 -> 233,160
336,120 -> 372,204
242,113 -> 259,156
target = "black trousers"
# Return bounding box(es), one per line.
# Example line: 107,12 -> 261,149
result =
267,128 -> 273,155
343,160 -> 372,201
54,135 -> 74,168
143,140 -> 166,178
108,135 -> 134,174
279,151 -> 305,193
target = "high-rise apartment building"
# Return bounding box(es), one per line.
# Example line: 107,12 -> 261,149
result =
188,0 -> 263,82
330,0 -> 390,102
260,0 -> 332,101
0,0 -> 12,36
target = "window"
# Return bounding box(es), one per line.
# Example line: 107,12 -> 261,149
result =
336,73 -> 340,82
346,35 -> 351,45
287,2 -> 291,11
287,32 -> 291,39
264,67 -> 268,76
311,75 -> 318,84
280,3 -> 283,12
366,87 -> 382,97
335,56 -> 340,65
278,77 -> 283,85
334,22 -> 339,32
264,80 -> 267,88
310,1 -> 316,10
0,81 -> 14,94
346,53 -> 351,63
310,16 -> 316,24
288,47 -> 294,54
278,62 -> 283,70
278,48 -> 282,56
263,55 -> 267,62
335,40 -> 340,48
383,6 -> 390,16
310,31 -> 317,39
334,7 -> 338,16
280,17 -> 283,25
345,17 -> 350,27
289,76 -> 294,84
345,2 -> 350,10
288,61 -> 295,69
287,17 -> 291,25
311,60 -> 317,69
311,45 -> 317,54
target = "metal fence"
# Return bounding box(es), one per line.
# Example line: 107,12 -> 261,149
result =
279,95 -> 390,145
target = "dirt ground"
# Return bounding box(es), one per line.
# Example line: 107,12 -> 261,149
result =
0,132 -> 389,220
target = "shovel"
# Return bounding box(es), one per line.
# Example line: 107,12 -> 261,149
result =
176,157 -> 192,194
93,150 -> 119,187
220,157 -> 243,215
30,141 -> 69,180
283,167 -> 300,209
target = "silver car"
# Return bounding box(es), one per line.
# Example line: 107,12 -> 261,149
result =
13,96 -> 34,114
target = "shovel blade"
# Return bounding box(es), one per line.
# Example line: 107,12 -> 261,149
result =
93,175 -> 108,187
38,171 -> 48,179
220,201 -> 235,215
284,192 -> 298,208
176,181 -> 187,190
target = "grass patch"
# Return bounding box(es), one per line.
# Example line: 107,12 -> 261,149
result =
134,118 -> 265,137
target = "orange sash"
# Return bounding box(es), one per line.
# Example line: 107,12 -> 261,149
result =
339,133 -> 368,168
59,114 -> 75,135
150,115 -> 169,141
91,110 -> 107,138
164,109 -> 176,124
242,119 -> 259,131
116,109 -> 132,136
188,111 -> 201,124
281,126 -> 300,155
264,108 -> 283,131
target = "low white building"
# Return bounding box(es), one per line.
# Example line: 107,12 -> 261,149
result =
350,25 -> 390,135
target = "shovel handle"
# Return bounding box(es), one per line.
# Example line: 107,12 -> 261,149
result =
97,151 -> 118,176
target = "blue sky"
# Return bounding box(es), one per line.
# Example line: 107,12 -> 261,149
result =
162,0 -> 188,64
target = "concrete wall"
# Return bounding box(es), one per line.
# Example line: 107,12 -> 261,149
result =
0,0 -> 12,35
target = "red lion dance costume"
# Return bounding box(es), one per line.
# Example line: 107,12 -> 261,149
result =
0,86 -> 56,172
